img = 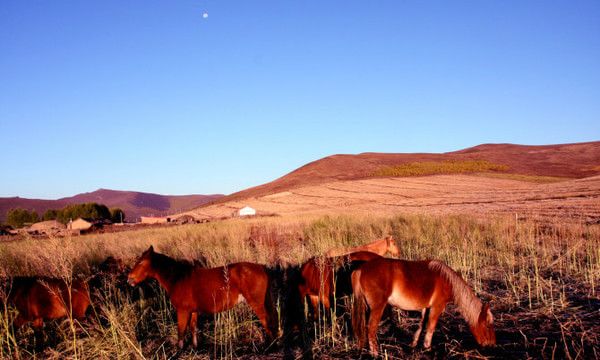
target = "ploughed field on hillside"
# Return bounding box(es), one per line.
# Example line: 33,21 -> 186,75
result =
187,174 -> 600,223
0,214 -> 598,359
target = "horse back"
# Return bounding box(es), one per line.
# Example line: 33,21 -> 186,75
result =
299,257 -> 334,296
362,238 -> 389,256
8,277 -> 90,321
345,251 -> 382,262
358,258 -> 451,309
228,262 -> 270,299
299,251 -> 381,298
174,262 -> 269,312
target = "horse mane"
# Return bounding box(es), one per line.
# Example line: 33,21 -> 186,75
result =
428,260 -> 482,327
150,252 -> 195,284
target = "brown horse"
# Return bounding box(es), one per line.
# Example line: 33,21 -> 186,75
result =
352,258 -> 495,355
128,246 -> 278,349
325,236 -> 400,258
5,276 -> 91,346
298,251 -> 382,316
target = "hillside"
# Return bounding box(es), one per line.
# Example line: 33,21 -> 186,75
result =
209,141 -> 600,204
0,189 -> 223,222
186,141 -> 600,221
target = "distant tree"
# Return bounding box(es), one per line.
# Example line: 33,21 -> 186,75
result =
56,203 -> 112,224
110,208 -> 125,223
6,208 -> 39,228
43,209 -> 59,221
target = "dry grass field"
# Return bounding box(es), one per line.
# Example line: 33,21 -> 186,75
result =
187,174 -> 600,223
1,213 -> 599,359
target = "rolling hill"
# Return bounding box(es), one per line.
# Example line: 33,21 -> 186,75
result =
186,141 -> 600,221
0,189 -> 223,222
211,141 -> 600,203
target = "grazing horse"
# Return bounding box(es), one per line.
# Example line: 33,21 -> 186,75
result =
325,236 -> 400,258
128,246 -> 278,349
352,258 -> 495,355
5,277 -> 91,346
298,251 -> 382,316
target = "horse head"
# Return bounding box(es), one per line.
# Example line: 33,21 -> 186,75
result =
128,245 -> 155,286
472,302 -> 496,346
386,236 -> 400,257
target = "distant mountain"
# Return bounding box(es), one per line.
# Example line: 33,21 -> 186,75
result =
0,189 -> 223,222
210,141 -> 600,204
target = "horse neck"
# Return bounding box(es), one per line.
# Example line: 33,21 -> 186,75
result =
429,261 -> 482,328
150,254 -> 190,295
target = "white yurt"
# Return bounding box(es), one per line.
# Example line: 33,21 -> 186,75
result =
238,206 -> 256,217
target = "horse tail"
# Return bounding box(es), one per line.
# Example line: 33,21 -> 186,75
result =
264,265 -> 284,337
351,268 -> 367,347
428,260 -> 482,328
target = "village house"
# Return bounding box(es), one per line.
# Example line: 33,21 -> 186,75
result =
28,220 -> 65,236
140,216 -> 171,225
67,218 -> 106,234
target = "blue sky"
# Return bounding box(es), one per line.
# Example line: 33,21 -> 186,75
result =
1,1 -> 599,199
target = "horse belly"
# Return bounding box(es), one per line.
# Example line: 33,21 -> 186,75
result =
387,287 -> 426,311
197,289 -> 244,313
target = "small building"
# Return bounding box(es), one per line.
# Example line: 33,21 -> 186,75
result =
140,216 -> 170,225
29,220 -> 66,236
238,206 -> 256,217
173,214 -> 198,224
67,218 -> 94,232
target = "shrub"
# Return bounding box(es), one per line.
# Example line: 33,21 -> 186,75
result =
56,203 -> 112,224
6,208 -> 39,228
42,209 -> 59,221
372,159 -> 509,177
110,208 -> 125,223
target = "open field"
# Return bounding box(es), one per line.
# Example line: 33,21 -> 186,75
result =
1,213 -> 599,359
186,174 -> 600,224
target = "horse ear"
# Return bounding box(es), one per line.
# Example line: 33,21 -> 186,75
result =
483,303 -> 494,324
148,245 -> 154,253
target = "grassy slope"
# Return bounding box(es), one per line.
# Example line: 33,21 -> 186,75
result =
209,141 -> 600,206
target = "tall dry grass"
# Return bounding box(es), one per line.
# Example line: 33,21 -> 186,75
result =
0,213 -> 598,358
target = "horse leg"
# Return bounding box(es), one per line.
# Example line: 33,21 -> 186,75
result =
423,304 -> 445,349
12,314 -> 27,330
245,297 -> 274,339
32,318 -> 44,351
190,312 -> 198,348
176,310 -> 191,349
321,293 -> 332,319
308,295 -> 319,320
411,308 -> 427,347
367,302 -> 386,356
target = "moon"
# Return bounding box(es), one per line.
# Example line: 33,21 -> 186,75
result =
202,12 -> 208,19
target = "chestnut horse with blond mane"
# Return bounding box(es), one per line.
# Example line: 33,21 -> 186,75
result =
298,251 -> 382,316
352,258 -> 495,355
128,246 -> 278,349
5,277 -> 91,347
325,236 -> 399,258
